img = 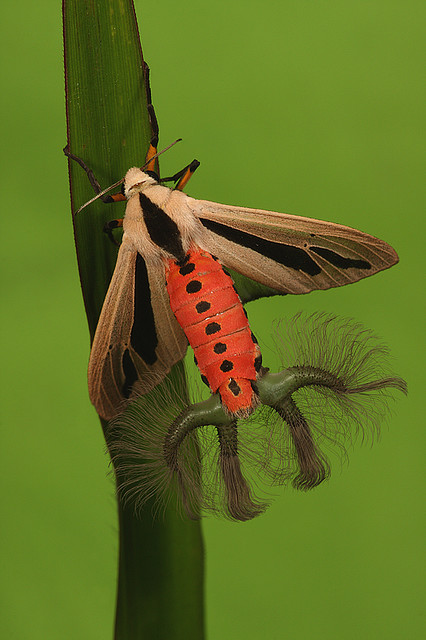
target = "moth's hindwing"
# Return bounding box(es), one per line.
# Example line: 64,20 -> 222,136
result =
193,199 -> 398,295
88,235 -> 187,420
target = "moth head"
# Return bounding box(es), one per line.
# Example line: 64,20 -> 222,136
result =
124,167 -> 157,198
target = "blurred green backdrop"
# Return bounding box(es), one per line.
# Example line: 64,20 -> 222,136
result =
1,1 -> 423,638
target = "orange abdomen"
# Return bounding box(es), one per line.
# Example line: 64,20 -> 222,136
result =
166,248 -> 262,416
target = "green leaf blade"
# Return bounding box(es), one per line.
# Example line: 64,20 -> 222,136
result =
63,1 -> 205,637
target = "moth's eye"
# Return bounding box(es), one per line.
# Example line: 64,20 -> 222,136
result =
120,183 -> 125,196
129,180 -> 146,191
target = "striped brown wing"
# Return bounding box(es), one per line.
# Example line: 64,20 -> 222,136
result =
88,236 -> 187,420
192,199 -> 398,295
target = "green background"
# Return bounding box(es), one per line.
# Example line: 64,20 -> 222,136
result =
1,1 -> 423,638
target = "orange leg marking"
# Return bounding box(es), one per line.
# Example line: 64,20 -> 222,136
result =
110,193 -> 126,202
145,142 -> 158,173
175,160 -> 200,191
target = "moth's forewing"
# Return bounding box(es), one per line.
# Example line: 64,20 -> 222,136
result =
194,199 -> 398,295
88,236 -> 187,420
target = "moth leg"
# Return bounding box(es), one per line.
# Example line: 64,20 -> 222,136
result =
175,159 -> 200,191
63,146 -> 126,204
160,159 -> 200,184
144,104 -> 159,174
142,62 -> 198,190
143,62 -> 160,174
159,159 -> 201,189
157,158 -> 201,191
103,218 -> 124,246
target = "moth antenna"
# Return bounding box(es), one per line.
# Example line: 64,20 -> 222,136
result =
74,138 -> 182,216
74,178 -> 124,215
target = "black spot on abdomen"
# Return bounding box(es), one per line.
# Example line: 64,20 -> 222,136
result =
196,300 -> 211,314
179,261 -> 195,276
220,360 -> 234,372
228,378 -> 241,397
205,322 -> 221,335
214,342 -> 227,354
186,280 -> 202,294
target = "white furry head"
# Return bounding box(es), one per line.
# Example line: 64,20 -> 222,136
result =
124,167 -> 157,199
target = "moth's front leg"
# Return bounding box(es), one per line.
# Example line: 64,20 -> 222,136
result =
142,64 -> 201,190
174,159 -> 201,191
159,159 -> 201,190
143,61 -> 160,176
103,218 -> 124,246
63,146 -> 127,204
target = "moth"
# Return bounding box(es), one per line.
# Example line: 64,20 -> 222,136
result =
65,57 -> 398,422
67,139 -> 398,422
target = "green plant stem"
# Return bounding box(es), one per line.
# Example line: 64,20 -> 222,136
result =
116,499 -> 204,638
63,1 -> 205,637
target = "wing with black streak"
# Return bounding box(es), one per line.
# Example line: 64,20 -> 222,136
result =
88,236 -> 188,420
193,199 -> 398,297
